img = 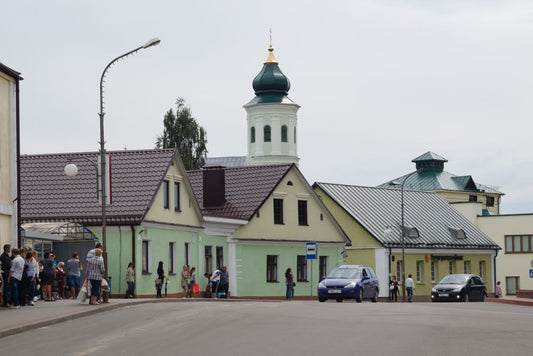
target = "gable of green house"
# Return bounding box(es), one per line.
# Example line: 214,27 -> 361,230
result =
143,155 -> 203,228
232,168 -> 347,244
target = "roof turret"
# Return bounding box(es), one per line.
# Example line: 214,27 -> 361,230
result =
250,45 -> 291,103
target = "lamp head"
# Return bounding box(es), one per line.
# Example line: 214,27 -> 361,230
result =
64,163 -> 79,177
142,38 -> 161,49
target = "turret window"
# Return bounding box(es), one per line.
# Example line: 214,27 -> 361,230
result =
281,125 -> 288,142
264,125 -> 271,142
251,127 -> 255,143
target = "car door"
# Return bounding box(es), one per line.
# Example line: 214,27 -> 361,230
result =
472,276 -> 484,300
468,277 -> 481,300
361,268 -> 372,298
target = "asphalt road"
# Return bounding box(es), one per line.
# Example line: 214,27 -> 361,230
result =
1,300 -> 532,356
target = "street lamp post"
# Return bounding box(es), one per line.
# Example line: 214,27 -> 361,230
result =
384,169 -> 420,302
65,38 -> 160,262
98,37 -> 160,254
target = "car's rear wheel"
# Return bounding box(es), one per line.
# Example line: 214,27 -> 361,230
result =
463,293 -> 469,302
371,288 -> 378,303
318,297 -> 326,302
336,298 -> 343,303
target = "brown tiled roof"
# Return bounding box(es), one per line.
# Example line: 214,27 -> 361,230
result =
187,164 -> 293,220
20,149 -> 177,226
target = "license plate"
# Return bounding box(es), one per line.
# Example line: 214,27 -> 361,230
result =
439,293 -> 449,297
328,289 -> 342,294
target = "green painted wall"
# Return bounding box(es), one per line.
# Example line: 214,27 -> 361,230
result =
235,243 -> 344,297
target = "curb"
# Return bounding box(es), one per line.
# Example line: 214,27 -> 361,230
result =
486,297 -> 533,307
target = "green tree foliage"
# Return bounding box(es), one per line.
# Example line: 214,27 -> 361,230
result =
155,97 -> 208,170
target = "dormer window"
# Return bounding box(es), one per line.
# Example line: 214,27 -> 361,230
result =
448,227 -> 466,239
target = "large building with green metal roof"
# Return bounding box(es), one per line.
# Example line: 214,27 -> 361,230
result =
377,151 -> 504,215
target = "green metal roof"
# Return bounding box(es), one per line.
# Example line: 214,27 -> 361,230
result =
412,151 -> 448,163
378,152 -> 504,195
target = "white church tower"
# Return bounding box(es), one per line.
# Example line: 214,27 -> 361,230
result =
244,44 -> 300,166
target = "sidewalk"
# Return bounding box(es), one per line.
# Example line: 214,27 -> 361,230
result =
1,296 -> 532,338
0,297 -> 168,338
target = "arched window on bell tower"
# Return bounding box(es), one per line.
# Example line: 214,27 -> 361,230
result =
264,125 -> 271,142
251,127 -> 255,143
281,125 -> 288,142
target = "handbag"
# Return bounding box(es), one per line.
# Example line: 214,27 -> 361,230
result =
192,283 -> 200,294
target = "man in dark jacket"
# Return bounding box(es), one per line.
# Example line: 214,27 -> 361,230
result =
1,244 -> 12,307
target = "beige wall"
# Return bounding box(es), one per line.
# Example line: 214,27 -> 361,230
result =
233,169 -> 346,243
144,157 -> 203,228
478,214 -> 533,296
0,71 -> 16,248
435,190 -> 501,214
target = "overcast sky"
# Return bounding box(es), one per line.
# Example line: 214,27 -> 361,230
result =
3,1 -> 532,214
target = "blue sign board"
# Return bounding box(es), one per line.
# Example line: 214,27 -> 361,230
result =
530,269 -> 533,278
306,242 -> 317,260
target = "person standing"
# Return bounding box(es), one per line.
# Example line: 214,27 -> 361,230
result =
67,252 -> 83,299
156,261 -> 168,298
218,266 -> 229,298
189,267 -> 197,297
405,274 -> 415,303
8,248 -> 24,309
21,252 -> 35,306
86,243 -> 103,263
210,267 -> 221,298
42,251 -> 56,301
1,244 -> 12,307
495,281 -> 503,298
31,251 -> 39,303
125,262 -> 135,298
390,275 -> 399,302
181,265 -> 190,297
285,268 -> 295,300
86,248 -> 105,305
56,262 -> 66,300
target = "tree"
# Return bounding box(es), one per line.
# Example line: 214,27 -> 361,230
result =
156,97 -> 208,170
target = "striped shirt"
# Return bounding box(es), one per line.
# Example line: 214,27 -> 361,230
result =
86,256 -> 105,280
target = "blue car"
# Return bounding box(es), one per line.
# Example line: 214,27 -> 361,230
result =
317,265 -> 379,303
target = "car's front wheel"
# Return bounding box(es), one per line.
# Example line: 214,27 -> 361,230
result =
318,297 -> 326,303
355,288 -> 362,303
336,298 -> 343,303
463,292 -> 469,302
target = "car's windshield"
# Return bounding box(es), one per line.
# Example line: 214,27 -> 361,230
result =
327,267 -> 361,279
439,275 -> 468,284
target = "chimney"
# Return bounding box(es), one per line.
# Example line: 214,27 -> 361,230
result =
202,164 -> 226,207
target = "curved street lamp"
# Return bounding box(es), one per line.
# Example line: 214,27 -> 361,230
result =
65,38 -> 161,272
384,169 -> 421,302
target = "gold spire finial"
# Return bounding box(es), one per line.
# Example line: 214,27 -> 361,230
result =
265,28 -> 278,64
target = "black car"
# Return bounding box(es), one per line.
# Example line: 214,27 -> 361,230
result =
431,274 -> 487,302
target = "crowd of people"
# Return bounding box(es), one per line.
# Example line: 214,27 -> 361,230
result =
0,243 -> 108,309
150,262 -> 228,299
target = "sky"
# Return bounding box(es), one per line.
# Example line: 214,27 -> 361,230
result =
2,1 -> 532,214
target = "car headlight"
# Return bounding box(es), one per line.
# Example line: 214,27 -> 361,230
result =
453,286 -> 463,292
318,282 -> 326,288
344,281 -> 356,288
431,287 -> 437,293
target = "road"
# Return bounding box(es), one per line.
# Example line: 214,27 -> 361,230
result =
1,300 -> 532,356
